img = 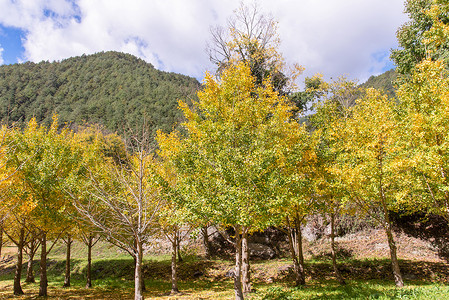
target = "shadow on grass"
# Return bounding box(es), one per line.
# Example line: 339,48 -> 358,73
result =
274,258 -> 449,284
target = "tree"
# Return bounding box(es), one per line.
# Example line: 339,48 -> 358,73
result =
158,62 -> 302,299
62,233 -> 74,287
391,0 -> 449,75
397,58 -> 449,221
152,150 -> 192,295
0,138 -> 34,295
7,116 -> 82,297
329,89 -> 405,287
79,228 -> 100,288
70,129 -> 164,300
268,125 -> 317,286
289,75 -> 327,112
70,126 -> 123,289
207,2 -> 301,96
0,125 -> 29,261
309,77 -> 364,285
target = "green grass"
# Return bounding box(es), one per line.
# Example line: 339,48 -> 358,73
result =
1,241 -> 449,299
255,281 -> 449,300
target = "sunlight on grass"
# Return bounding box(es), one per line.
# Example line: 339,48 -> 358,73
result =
1,253 -> 449,299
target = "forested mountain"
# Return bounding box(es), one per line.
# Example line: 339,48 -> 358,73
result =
0,51 -> 200,134
361,69 -> 398,98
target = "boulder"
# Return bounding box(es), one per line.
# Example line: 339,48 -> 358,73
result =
249,243 -> 276,259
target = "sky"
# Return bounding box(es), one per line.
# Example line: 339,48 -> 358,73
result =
0,0 -> 408,84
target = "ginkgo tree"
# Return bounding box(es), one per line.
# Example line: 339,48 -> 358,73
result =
392,3 -> 449,236
7,116 -> 83,297
267,122 -> 316,287
70,128 -> 165,300
0,125 -> 28,259
152,153 -> 191,295
329,88 -> 407,287
309,76 -> 363,285
158,61 -> 303,300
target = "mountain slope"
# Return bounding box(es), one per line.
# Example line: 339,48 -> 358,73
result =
0,51 -> 200,134
360,69 -> 398,98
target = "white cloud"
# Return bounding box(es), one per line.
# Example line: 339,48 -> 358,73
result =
0,0 -> 408,83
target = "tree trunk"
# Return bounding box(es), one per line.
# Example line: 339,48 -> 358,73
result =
241,227 -> 251,294
25,252 -> 35,283
133,238 -> 146,292
234,225 -> 244,300
0,219 -> 3,260
294,215 -> 306,285
385,222 -> 404,287
134,238 -> 144,300
39,232 -> 48,297
287,219 -> 305,286
63,235 -> 72,287
171,235 -> 179,294
86,235 -> 93,288
378,144 -> 404,287
177,235 -> 183,263
13,227 -> 25,295
202,226 -> 211,259
25,237 -> 38,283
330,212 -> 345,285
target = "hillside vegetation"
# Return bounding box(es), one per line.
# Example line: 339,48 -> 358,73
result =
0,51 -> 200,134
360,69 -> 398,98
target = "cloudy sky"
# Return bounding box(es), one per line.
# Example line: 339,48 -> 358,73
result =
0,0 -> 408,84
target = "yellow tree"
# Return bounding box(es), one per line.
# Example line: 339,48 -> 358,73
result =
0,125 -> 28,260
158,62 -> 301,299
273,133 -> 317,287
8,116 -> 82,297
309,76 -> 362,285
1,186 -> 35,296
396,2 -> 449,223
330,89 -> 406,287
0,127 -> 34,296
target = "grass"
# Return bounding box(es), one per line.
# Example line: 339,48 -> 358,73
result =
1,241 -> 449,299
256,282 -> 449,299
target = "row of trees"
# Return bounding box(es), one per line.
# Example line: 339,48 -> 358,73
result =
0,118 -> 191,300
158,1 -> 449,298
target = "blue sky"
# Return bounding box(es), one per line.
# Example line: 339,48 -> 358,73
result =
0,25 -> 25,65
0,0 -> 408,83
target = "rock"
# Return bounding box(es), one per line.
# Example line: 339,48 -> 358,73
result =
249,243 -> 276,259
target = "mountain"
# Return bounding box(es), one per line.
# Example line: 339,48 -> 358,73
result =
360,69 -> 398,98
0,51 -> 200,135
